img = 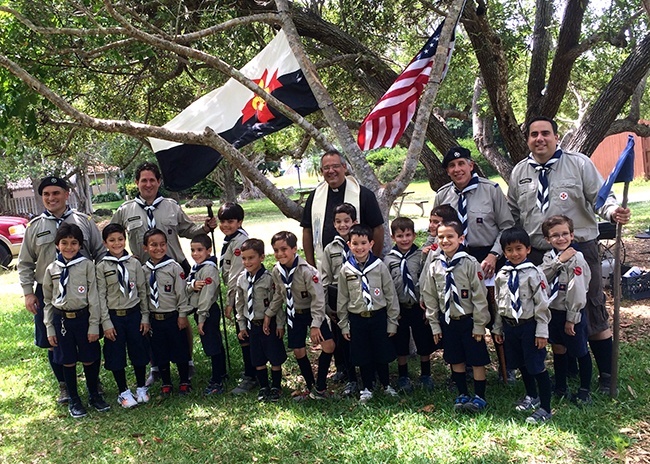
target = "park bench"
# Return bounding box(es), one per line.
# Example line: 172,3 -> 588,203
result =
392,191 -> 429,217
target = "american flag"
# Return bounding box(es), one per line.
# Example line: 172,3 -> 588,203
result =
357,21 -> 456,151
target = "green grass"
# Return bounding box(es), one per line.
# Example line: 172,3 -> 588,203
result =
0,268 -> 649,463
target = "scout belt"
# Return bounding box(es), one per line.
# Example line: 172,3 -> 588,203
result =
151,311 -> 178,321
502,316 -> 533,327
54,307 -> 89,319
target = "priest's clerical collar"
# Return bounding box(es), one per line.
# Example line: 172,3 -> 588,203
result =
330,179 -> 347,193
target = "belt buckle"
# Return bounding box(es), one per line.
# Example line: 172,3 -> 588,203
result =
65,311 -> 77,319
116,310 -> 127,317
360,311 -> 372,318
154,313 -> 165,321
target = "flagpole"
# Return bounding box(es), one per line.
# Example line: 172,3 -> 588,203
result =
610,182 -> 629,398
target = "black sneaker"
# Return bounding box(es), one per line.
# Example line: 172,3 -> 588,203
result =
257,387 -> 270,401
68,400 -> 88,418
179,383 -> 192,396
57,381 -> 70,404
89,395 -> 111,412
572,388 -> 592,407
553,388 -> 572,401
268,387 -> 282,402
598,373 -> 617,395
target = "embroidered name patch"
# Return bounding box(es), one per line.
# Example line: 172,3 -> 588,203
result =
36,230 -> 52,237
519,178 -> 533,185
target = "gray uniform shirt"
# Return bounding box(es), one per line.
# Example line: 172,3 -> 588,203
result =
507,150 -> 619,249
18,210 -> 105,295
384,246 -> 423,305
541,249 -> 591,324
220,231 -> 248,309
185,260 -> 220,324
235,268 -> 285,331
96,254 -> 150,328
142,259 -> 192,316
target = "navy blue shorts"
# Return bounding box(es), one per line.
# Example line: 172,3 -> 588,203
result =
441,316 -> 490,366
349,308 -> 396,366
503,318 -> 547,375
194,303 -> 224,357
286,310 -> 333,349
393,304 -> 434,356
52,310 -> 101,365
549,309 -> 589,358
249,318 -> 287,367
33,284 -> 52,349
103,306 -> 150,371
149,312 -> 190,365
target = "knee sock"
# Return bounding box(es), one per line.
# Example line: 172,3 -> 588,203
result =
256,367 -> 269,389
566,354 -> 578,377
578,352 -> 593,391
589,338 -> 612,377
159,362 -> 172,385
177,362 -> 190,384
48,350 -> 65,382
112,369 -> 128,393
520,366 -> 538,398
63,365 -> 80,402
211,355 -> 226,384
376,363 -> 390,388
398,363 -> 409,378
420,360 -> 431,377
535,370 -> 552,414
360,364 -> 375,391
553,353 -> 568,392
452,371 -> 468,396
83,360 -> 101,397
134,365 -> 146,388
271,369 -> 282,389
241,344 -> 255,378
316,352 -> 333,392
473,379 -> 486,400
296,356 -> 315,390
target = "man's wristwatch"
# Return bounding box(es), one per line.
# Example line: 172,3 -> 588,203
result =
489,251 -> 501,259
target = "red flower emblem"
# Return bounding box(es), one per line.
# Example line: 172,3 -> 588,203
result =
241,68 -> 282,124
574,267 -> 582,276
205,277 -> 213,284
234,248 -> 241,257
312,275 -> 319,283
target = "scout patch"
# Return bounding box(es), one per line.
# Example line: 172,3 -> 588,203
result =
164,284 -> 172,292
540,280 -> 547,290
36,230 -> 51,237
389,262 -> 400,270
519,178 -> 532,184
461,289 -> 469,299
127,216 -> 140,222
477,271 -> 483,280
234,248 -> 241,256
312,275 -> 319,283
301,291 -> 309,298
205,277 -> 213,284
559,192 -> 569,201
331,252 -> 341,258
374,288 -> 381,296
574,266 -> 582,276
78,286 -> 86,294
346,275 -> 358,281
180,272 -> 185,280
225,260 -> 231,266
476,217 -> 483,224
264,298 -> 270,307
129,282 -> 135,289
104,270 -> 117,277
168,229 -> 173,235
559,283 -> 567,292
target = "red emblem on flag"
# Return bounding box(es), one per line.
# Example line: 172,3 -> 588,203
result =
205,277 -> 213,284
241,69 -> 282,124
234,248 -> 242,257
574,267 -> 582,276
312,275 -> 319,283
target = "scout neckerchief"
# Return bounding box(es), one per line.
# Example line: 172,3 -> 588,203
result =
454,174 -> 480,238
219,228 -> 248,268
134,194 -> 164,229
102,251 -> 132,298
332,235 -> 350,263
501,259 -> 537,320
246,265 -> 267,329
42,206 -> 73,228
344,253 -> 382,311
54,252 -> 87,305
278,256 -> 299,328
547,249 -> 562,303
187,258 -> 218,287
388,244 -> 418,301
528,149 -> 562,213
145,255 -> 175,309
439,248 -> 469,324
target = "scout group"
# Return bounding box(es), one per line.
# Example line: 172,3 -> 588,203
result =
20,176 -> 604,426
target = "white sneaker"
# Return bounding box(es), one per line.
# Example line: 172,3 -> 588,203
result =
136,386 -> 150,404
145,367 -> 159,387
359,388 -> 373,403
117,389 -> 138,409
384,385 -> 399,397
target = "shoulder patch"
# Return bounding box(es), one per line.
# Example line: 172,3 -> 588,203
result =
234,248 -> 241,257
574,267 -> 582,276
312,275 -> 319,284
540,280 -> 547,289
205,277 -> 213,284
477,271 -> 483,280
180,272 -> 186,280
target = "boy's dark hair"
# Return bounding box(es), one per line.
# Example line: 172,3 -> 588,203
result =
391,217 -> 415,235
102,222 -> 126,241
349,224 -> 373,241
135,162 -> 161,181
191,233 -> 212,249
500,227 -> 531,249
439,220 -> 463,237
218,202 -> 245,221
334,202 -> 357,221
432,204 -> 460,222
271,231 -> 298,248
542,214 -> 574,237
55,223 -> 84,246
524,116 -> 558,137
143,228 -> 167,245
242,238 -> 265,256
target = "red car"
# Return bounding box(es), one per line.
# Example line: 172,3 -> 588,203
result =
0,216 -> 28,268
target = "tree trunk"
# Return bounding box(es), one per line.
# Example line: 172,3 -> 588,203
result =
73,169 -> 94,215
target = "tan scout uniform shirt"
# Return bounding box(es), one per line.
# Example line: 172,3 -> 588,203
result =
142,259 -> 192,316
507,150 -> 619,250
336,257 -> 400,336
96,254 -> 150,329
541,249 -> 591,324
112,197 -> 204,264
419,240 -> 440,303
493,265 -> 551,338
384,246 -> 422,306
267,257 -> 327,328
422,253 -> 490,336
43,258 -> 104,337
434,177 -> 514,255
185,259 -> 220,324
220,231 -> 248,309
235,268 -> 284,331
18,210 -> 105,295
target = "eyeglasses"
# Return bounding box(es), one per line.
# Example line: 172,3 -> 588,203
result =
549,232 -> 572,241
321,164 -> 343,172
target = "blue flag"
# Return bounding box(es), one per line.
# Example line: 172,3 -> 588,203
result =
594,135 -> 635,210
